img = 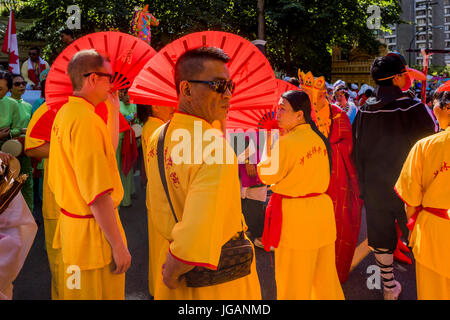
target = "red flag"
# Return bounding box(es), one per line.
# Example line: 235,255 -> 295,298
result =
2,10 -> 20,74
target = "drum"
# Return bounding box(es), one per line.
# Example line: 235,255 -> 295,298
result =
131,123 -> 142,138
1,136 -> 25,158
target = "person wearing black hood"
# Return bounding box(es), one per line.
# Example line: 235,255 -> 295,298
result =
352,53 -> 436,300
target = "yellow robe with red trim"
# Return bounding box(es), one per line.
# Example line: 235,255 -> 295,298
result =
142,116 -> 164,297
146,112 -> 261,300
24,102 -> 63,299
48,96 -> 126,299
257,124 -> 344,300
395,127 -> 450,299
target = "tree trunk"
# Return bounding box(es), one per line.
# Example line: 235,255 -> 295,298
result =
257,0 -> 265,40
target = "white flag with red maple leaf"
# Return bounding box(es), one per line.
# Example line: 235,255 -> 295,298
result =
1,10 -> 20,74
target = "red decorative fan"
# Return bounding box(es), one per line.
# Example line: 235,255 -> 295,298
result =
128,31 -> 278,129
276,79 -> 301,96
227,79 -> 300,130
29,102 -> 131,141
30,32 -> 154,141
45,31 -> 157,111
437,80 -> 450,92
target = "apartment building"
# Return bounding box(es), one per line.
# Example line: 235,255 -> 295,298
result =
380,0 -> 450,66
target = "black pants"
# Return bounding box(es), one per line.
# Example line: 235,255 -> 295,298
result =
241,198 -> 265,239
365,204 -> 408,252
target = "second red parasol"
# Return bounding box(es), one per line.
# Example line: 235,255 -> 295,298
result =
128,31 -> 278,130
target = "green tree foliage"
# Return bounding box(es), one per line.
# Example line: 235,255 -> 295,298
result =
15,0 -> 401,78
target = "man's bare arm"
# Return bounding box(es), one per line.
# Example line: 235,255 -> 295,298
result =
105,93 -> 120,151
25,143 -> 50,159
89,192 -> 131,274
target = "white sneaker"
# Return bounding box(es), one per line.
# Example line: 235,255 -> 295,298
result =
383,280 -> 402,300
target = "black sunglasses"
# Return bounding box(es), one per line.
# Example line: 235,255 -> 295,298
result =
13,81 -> 27,87
187,79 -> 235,94
83,72 -> 113,82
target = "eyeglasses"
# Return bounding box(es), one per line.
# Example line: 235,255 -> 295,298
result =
13,81 -> 27,87
187,79 -> 235,94
83,72 -> 113,82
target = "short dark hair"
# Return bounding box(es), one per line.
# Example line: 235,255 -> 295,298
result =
174,46 -> 230,94
0,70 -> 13,89
137,104 -> 153,124
61,28 -> 74,38
433,90 -> 450,109
371,55 -> 405,87
29,47 -> 40,54
287,77 -> 300,87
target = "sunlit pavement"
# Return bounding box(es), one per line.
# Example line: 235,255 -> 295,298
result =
13,177 -> 417,300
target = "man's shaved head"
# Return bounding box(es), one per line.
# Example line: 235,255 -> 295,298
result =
174,46 -> 230,94
68,49 -> 110,91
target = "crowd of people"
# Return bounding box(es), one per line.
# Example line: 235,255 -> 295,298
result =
0,34 -> 448,301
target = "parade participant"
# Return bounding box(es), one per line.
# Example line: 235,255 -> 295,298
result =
146,47 -> 261,300
31,68 -> 50,114
10,74 -> 33,212
0,153 -> 37,300
333,84 -> 358,124
394,88 -> 450,300
287,77 -> 300,87
258,90 -> 344,299
48,49 -> 130,300
238,134 -> 267,250
24,102 -> 62,299
299,71 -> 362,284
117,88 -> 138,207
21,47 -> 50,90
0,71 -> 21,140
60,29 -> 75,47
353,53 -> 436,300
137,103 -> 174,297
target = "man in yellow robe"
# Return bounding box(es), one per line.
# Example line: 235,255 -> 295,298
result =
395,88 -> 450,300
24,102 -> 63,299
146,47 -> 261,300
138,104 -> 174,297
48,50 -> 131,300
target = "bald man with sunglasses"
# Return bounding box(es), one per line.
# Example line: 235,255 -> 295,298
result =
48,49 -> 130,300
145,47 -> 261,300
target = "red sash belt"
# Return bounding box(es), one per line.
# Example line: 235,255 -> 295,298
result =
61,208 -> 94,219
407,206 -> 450,231
261,192 -> 322,252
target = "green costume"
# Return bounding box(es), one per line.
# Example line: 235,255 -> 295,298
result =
0,96 -> 21,136
116,101 -> 137,207
15,98 -> 32,129
13,97 -> 34,212
0,96 -> 34,211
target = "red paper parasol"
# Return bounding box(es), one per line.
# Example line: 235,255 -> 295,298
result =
128,31 -> 278,130
45,31 -> 157,111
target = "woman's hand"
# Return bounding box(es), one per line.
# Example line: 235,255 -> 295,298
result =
0,127 -> 10,139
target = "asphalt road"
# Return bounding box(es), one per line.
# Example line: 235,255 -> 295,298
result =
12,176 -> 417,300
